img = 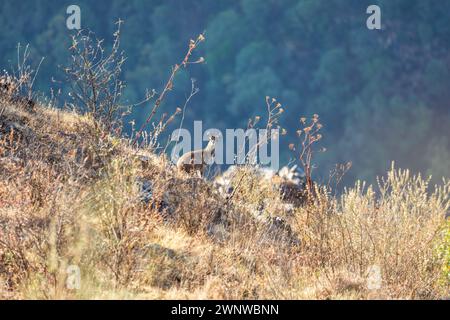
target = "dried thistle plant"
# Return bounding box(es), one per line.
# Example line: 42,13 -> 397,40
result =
229,96 -> 286,200
132,33 -> 206,147
289,114 -> 325,195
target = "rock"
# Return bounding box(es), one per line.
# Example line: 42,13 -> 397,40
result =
236,202 -> 300,246
278,164 -> 305,185
278,181 -> 307,206
214,164 -> 309,206
277,165 -> 308,206
136,177 -> 171,214
214,165 -> 238,197
207,223 -> 229,242
266,216 -> 300,246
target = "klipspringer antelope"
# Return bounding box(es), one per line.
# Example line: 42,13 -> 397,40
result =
176,135 -> 217,176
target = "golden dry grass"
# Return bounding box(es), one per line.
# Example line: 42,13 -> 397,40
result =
0,97 -> 449,300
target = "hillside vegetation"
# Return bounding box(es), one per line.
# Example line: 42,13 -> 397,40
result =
0,25 -> 449,299
2,0 -> 450,183
0,87 -> 449,299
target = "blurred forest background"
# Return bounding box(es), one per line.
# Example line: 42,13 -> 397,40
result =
1,0 -> 449,184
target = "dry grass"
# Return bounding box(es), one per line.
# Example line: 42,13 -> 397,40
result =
0,92 -> 449,300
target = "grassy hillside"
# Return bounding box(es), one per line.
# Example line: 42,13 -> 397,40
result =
0,85 -> 449,299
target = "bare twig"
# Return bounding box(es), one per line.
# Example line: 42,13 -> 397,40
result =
132,33 -> 205,147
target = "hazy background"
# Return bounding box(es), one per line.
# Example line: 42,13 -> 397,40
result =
1,0 -> 449,184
